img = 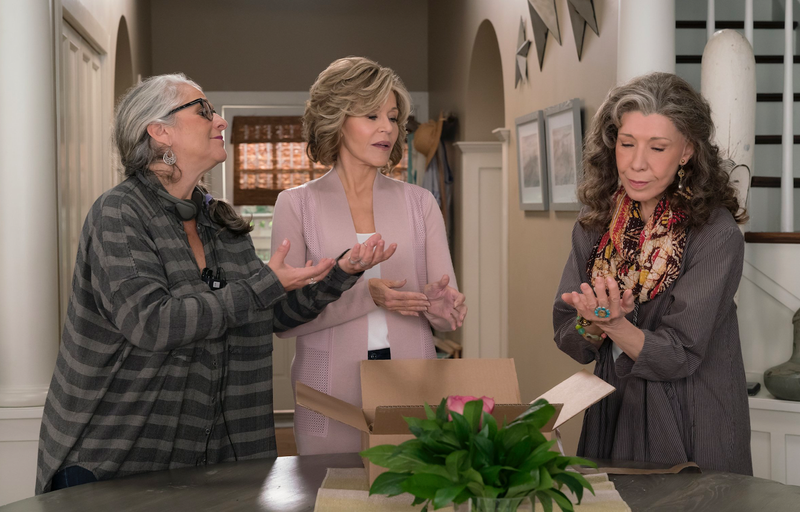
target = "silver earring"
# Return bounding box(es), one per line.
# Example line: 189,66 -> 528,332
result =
163,147 -> 177,166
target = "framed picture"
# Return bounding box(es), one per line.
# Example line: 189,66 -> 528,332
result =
544,99 -> 582,211
514,110 -> 548,210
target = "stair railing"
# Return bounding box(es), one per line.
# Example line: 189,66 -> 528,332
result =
782,0 -> 794,231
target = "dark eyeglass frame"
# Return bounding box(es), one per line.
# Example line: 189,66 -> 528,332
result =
166,98 -> 216,121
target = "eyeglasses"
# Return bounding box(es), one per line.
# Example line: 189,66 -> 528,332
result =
166,98 -> 216,121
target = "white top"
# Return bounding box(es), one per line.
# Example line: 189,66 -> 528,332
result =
357,233 -> 390,351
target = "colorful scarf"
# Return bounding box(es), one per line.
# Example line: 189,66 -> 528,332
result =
588,188 -> 689,304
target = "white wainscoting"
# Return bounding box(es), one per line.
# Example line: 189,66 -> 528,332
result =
0,407 -> 43,505
749,396 -> 800,484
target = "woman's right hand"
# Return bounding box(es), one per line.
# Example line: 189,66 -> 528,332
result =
268,239 -> 336,292
368,278 -> 431,316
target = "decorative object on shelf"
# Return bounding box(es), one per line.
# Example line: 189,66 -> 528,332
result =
527,0 -> 561,70
567,0 -> 598,61
544,99 -> 582,211
361,396 -> 596,512
764,307 -> 800,401
515,18 -> 532,88
514,110 -> 548,211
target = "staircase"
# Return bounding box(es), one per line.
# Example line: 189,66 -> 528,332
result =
675,0 -> 800,486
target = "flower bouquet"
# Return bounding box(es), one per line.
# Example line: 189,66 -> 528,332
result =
360,396 -> 596,512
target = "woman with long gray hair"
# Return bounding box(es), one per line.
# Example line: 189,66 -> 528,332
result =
36,73 -> 395,493
552,72 -> 752,474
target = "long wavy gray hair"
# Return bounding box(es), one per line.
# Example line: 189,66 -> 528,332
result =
114,74 -> 251,235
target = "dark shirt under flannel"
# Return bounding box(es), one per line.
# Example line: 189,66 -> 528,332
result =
36,172 -> 359,494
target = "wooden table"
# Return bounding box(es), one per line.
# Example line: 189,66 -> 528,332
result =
2,454 -> 799,511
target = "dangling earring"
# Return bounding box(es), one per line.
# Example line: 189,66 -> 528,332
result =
677,159 -> 690,198
163,147 -> 177,166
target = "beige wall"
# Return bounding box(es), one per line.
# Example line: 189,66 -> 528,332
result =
150,0 -> 428,91
428,0 -> 618,455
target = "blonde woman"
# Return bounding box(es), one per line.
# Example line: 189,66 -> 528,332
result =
272,57 -> 467,454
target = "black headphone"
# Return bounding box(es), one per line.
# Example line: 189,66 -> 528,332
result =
156,188 -> 205,221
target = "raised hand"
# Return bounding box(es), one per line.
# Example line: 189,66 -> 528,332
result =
368,278 -> 430,316
338,233 -> 397,274
423,274 -> 467,330
561,276 -> 636,328
268,239 -> 336,292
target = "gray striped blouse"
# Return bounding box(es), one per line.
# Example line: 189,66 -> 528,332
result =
553,208 -> 753,475
36,172 -> 360,494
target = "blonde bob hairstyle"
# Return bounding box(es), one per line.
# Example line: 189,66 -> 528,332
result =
303,56 -> 412,173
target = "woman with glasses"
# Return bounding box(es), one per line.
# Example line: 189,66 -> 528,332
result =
35,74 -> 394,493
270,57 -> 467,455
552,73 -> 752,474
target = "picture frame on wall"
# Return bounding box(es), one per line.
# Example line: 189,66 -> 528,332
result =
514,110 -> 548,211
544,99 -> 582,211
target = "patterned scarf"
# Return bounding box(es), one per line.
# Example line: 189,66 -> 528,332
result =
588,188 -> 689,304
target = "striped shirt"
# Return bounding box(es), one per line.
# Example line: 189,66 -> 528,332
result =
36,172 -> 360,494
553,207 -> 752,475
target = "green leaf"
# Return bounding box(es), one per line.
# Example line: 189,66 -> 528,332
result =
368,471 -> 411,497
557,456 -> 598,469
518,440 -> 558,472
509,400 -> 556,430
411,496 -> 427,506
401,473 -> 455,500
416,464 -> 457,482
481,485 -> 502,499
433,484 -> 467,509
462,399 -> 483,432
424,402 -> 436,421
506,471 -> 538,498
554,471 -> 595,503
478,465 -> 504,487
482,412 -> 498,439
472,433 -> 495,468
360,443 -> 432,471
435,398 -> 449,423
505,437 -> 535,467
450,411 -> 473,444
537,467 -> 553,491
543,488 -> 575,512
445,450 -> 468,479
499,424 -> 529,451
537,492 -> 554,512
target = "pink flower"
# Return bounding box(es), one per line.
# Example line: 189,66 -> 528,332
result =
446,395 -> 495,421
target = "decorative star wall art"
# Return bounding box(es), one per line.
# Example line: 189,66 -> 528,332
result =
567,0 -> 599,60
516,18 -> 532,88
528,0 -> 561,70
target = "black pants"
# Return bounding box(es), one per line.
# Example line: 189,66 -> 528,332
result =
367,348 -> 391,360
51,466 -> 97,491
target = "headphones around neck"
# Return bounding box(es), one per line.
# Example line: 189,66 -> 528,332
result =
156,188 -> 205,221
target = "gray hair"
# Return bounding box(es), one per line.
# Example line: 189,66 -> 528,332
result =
113,74 -> 253,236
114,73 -> 201,177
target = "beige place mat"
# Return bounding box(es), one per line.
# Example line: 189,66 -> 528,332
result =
314,468 -> 630,512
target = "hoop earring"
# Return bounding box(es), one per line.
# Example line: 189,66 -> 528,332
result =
163,147 -> 177,166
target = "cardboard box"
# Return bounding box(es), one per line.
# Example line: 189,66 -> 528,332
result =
295,358 -> 614,483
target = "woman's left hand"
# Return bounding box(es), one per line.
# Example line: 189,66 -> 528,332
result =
423,274 -> 467,330
562,276 -> 635,327
338,233 -> 398,275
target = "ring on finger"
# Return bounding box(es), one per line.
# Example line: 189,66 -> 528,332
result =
348,257 -> 359,265
309,277 -> 317,285
358,260 -> 369,268
594,306 -> 611,318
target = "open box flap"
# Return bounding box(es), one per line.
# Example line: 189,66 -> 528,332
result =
295,382 -> 369,433
535,370 -> 615,430
361,359 -> 522,424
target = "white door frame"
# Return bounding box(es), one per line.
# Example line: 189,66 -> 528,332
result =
454,141 -> 507,359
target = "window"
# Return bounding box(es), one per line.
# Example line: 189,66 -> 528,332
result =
232,115 -> 408,206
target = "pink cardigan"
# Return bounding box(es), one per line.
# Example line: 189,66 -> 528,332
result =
271,169 -> 457,454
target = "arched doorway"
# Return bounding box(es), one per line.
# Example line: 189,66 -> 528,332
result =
456,20 -> 507,359
113,16 -> 133,105
465,20 -> 505,141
